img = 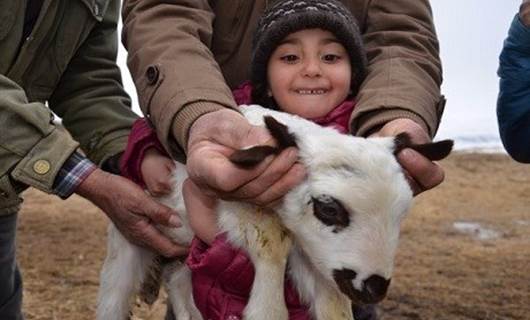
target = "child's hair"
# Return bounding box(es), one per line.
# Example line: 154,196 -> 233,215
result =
250,0 -> 367,109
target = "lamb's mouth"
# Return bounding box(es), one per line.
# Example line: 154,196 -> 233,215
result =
333,269 -> 390,305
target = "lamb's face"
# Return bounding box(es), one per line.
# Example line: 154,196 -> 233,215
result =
280,134 -> 413,305
235,107 -> 451,304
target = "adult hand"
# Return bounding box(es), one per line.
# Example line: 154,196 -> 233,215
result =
186,109 -> 306,206
521,0 -> 530,27
76,168 -> 188,257
370,118 -> 445,196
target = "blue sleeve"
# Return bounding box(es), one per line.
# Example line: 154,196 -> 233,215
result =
497,14 -> 530,163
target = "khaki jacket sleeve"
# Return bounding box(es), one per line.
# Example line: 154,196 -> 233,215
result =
49,0 -> 137,166
122,0 -> 236,157
351,0 -> 444,138
0,75 -> 79,194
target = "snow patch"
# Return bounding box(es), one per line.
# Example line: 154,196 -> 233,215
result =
514,220 -> 530,226
452,221 -> 501,240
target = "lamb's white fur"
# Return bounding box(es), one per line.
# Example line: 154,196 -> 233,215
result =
97,104 -> 418,320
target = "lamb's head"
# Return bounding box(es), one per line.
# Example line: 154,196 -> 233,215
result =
230,112 -> 453,305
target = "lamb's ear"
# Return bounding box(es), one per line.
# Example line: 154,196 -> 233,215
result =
394,132 -> 454,161
263,116 -> 298,149
229,145 -> 278,168
229,116 -> 297,168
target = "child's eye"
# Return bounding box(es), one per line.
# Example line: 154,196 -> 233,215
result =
280,55 -> 299,63
322,54 -> 341,63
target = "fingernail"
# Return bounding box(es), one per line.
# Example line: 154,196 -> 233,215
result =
169,215 -> 181,228
399,148 -> 412,157
399,148 -> 417,161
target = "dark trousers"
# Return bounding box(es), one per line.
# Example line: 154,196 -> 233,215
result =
0,213 -> 23,320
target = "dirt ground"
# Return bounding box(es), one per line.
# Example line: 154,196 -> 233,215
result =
15,152 -> 530,320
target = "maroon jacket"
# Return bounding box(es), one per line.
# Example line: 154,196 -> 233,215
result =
120,84 -> 355,319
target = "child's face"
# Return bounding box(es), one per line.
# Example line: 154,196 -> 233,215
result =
267,28 -> 352,119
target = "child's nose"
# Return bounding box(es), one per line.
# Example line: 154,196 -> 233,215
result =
302,58 -> 322,77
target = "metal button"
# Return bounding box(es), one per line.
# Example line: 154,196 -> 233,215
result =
33,160 -> 51,175
146,65 -> 159,85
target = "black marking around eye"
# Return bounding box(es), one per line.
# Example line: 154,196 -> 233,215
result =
312,195 -> 350,232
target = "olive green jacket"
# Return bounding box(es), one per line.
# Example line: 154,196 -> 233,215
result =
0,0 -> 137,214
122,0 -> 444,159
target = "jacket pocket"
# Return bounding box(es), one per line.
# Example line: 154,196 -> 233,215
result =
0,176 -> 23,214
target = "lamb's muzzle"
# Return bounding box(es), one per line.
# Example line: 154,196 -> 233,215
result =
333,269 -> 391,304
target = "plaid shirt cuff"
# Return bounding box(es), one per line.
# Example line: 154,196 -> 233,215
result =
53,151 -> 97,199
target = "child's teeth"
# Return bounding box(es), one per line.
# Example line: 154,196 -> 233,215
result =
298,89 -> 325,94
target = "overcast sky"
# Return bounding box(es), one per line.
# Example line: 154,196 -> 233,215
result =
118,0 -> 522,149
431,0 -> 520,146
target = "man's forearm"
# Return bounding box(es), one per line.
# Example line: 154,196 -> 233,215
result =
497,8 -> 530,163
49,0 -> 135,167
122,0 -> 236,156
352,0 -> 442,138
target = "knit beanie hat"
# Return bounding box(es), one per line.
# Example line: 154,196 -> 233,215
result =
250,0 -> 367,108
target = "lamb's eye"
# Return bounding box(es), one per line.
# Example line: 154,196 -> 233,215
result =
316,201 -> 339,217
312,195 -> 350,231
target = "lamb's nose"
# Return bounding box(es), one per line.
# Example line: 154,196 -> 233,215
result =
362,275 -> 390,303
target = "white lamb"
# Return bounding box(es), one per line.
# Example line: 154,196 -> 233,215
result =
96,104 -> 452,320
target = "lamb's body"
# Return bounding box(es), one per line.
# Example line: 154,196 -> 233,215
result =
97,105 -> 451,320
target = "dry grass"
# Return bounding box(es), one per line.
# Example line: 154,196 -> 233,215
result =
16,152 -> 530,319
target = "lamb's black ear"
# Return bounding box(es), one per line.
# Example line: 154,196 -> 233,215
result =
393,133 -> 413,155
229,116 -> 297,168
394,132 -> 454,161
263,116 -> 298,150
229,145 -> 278,168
